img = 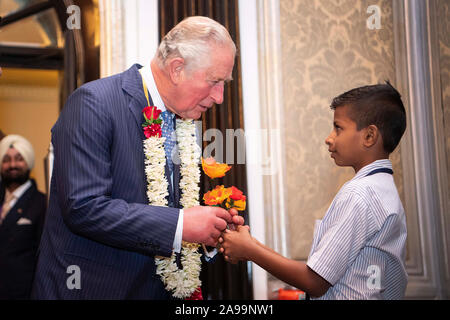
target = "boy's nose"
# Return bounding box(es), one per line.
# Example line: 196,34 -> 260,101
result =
325,134 -> 333,146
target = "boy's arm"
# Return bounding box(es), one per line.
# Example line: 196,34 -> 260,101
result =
220,227 -> 331,298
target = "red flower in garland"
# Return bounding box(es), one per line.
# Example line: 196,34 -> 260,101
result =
185,287 -> 203,300
142,106 -> 162,138
144,123 -> 162,138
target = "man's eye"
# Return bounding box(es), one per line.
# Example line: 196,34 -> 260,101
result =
209,80 -> 223,86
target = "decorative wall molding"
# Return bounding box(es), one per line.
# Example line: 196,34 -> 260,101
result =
99,0 -> 126,77
239,0 -> 290,300
99,0 -> 158,78
256,0 -> 289,260
394,0 -> 449,299
238,0 -> 268,300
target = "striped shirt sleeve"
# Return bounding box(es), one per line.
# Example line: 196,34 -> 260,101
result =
307,192 -> 373,285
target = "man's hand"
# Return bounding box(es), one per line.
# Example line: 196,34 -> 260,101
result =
183,206 -> 233,246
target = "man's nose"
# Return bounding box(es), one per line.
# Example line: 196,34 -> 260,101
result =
7,159 -> 18,168
210,82 -> 224,105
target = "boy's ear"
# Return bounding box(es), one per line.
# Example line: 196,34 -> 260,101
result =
167,57 -> 185,84
363,125 -> 380,148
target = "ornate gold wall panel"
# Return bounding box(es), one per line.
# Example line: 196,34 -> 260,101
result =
437,0 -> 450,199
279,0 -> 404,260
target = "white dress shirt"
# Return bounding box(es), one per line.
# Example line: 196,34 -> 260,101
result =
8,179 -> 32,209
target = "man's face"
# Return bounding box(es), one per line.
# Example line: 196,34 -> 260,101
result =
325,105 -> 365,169
1,147 -> 30,186
169,45 -> 235,119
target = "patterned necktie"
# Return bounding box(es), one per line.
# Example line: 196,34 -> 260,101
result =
161,110 -> 176,172
0,191 -> 15,223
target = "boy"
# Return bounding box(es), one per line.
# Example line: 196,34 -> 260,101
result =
220,82 -> 408,299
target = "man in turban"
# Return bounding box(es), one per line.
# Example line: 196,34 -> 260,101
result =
0,134 -> 47,299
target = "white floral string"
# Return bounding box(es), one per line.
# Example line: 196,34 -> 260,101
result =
144,118 -> 202,299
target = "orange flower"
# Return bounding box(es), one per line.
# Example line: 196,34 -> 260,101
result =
203,185 -> 233,206
201,157 -> 231,179
225,186 -> 246,211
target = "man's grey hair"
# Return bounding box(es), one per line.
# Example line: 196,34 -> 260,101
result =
155,16 -> 236,73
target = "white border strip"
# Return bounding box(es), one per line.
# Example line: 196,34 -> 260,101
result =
238,0 -> 268,300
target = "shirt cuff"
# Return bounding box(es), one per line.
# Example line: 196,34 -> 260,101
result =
173,209 -> 183,253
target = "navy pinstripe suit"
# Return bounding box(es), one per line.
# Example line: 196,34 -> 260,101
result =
32,64 -> 182,299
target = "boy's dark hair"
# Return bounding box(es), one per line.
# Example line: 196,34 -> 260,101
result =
330,81 -> 407,153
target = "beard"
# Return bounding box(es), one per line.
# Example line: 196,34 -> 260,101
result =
1,168 -> 30,188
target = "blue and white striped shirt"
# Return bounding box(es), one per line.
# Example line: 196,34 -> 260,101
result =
307,159 -> 407,299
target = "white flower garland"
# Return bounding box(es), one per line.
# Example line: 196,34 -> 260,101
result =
143,118 -> 202,299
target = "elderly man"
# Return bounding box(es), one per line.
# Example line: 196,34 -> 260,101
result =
0,135 -> 47,299
32,16 -> 243,299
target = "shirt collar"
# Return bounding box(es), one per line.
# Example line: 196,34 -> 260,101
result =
11,179 -> 32,199
140,64 -> 167,113
353,159 -> 393,180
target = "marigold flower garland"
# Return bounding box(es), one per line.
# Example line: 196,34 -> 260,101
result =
142,106 -> 202,299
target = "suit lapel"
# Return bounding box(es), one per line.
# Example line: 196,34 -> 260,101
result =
121,64 -> 182,208
0,183 -> 35,230
122,64 -> 154,140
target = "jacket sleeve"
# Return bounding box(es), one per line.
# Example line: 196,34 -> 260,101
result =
51,85 -> 179,257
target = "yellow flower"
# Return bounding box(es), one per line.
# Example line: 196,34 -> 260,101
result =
201,157 -> 231,179
230,199 -> 246,211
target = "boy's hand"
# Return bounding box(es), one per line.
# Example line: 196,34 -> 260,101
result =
219,225 -> 252,263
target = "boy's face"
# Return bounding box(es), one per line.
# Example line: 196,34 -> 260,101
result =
325,105 -> 365,170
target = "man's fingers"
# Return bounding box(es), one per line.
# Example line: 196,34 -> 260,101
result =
205,236 -> 218,247
232,215 -> 244,226
214,217 -> 227,231
210,229 -> 221,241
213,207 -> 232,223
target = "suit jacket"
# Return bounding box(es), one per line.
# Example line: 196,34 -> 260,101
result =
0,180 -> 46,299
32,64 -> 183,299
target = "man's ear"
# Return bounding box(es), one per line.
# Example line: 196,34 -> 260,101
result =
167,57 -> 185,84
363,124 -> 380,148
